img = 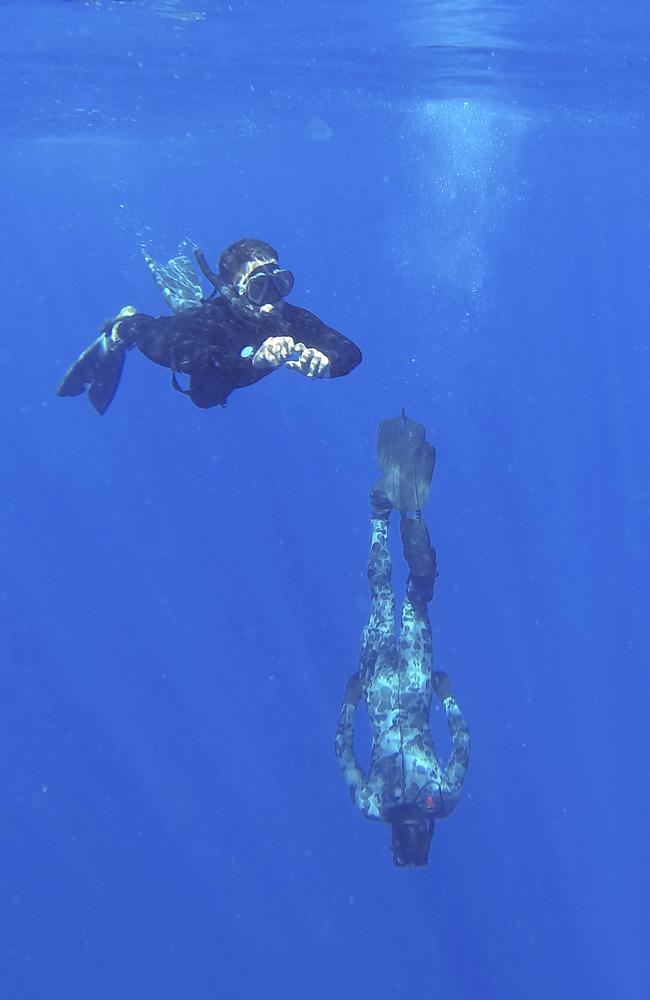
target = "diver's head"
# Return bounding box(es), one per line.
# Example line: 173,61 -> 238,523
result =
389,805 -> 434,869
218,238 -> 294,308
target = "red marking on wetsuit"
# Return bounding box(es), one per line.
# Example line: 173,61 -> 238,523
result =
426,796 -> 434,809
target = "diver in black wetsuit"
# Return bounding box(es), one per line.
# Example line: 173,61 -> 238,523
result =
57,238 -> 362,414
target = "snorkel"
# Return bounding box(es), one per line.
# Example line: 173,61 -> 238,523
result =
194,246 -> 255,322
194,247 -> 226,297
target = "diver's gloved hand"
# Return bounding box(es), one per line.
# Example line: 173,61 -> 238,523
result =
252,335 -> 296,369
286,342 -> 331,378
432,672 -> 452,701
343,673 -> 363,706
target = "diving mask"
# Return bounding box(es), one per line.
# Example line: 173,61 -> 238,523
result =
242,264 -> 294,306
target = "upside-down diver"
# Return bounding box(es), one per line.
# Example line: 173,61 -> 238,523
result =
335,412 -> 470,867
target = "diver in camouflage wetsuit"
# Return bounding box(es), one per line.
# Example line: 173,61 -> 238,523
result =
335,413 -> 470,868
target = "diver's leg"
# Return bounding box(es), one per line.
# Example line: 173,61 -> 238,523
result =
401,515 -> 437,601
359,487 -> 397,687
397,515 -> 437,700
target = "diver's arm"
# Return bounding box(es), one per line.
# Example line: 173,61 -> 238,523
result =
335,675 -> 371,814
282,305 -> 362,378
434,676 -> 471,816
309,325 -> 361,378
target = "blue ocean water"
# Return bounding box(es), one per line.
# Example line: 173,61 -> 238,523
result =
1,1 -> 649,997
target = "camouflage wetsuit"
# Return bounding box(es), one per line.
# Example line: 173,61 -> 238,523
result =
335,516 -> 470,822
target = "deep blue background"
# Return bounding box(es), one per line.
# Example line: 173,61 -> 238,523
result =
1,2 -> 649,998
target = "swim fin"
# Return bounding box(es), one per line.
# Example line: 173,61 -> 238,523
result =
376,409 -> 436,513
57,333 -> 127,415
143,247 -> 203,314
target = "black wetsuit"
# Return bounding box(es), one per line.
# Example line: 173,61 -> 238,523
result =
118,298 -> 361,408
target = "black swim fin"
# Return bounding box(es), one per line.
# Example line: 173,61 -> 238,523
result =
376,409 -> 436,513
57,334 -> 127,415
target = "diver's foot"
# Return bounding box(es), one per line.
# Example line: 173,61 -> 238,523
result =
100,305 -> 137,341
371,478 -> 393,520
